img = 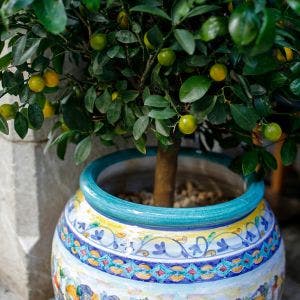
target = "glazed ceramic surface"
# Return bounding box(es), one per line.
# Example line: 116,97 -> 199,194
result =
52,149 -> 285,300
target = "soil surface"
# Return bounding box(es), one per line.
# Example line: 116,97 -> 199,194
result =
117,180 -> 229,207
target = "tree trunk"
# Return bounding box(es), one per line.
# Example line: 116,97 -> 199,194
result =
153,141 -> 180,207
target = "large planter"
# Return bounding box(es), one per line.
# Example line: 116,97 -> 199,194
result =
51,148 -> 285,300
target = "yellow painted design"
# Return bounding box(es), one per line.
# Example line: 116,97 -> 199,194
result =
73,192 -> 266,241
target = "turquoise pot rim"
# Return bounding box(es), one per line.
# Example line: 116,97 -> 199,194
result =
80,148 -> 264,229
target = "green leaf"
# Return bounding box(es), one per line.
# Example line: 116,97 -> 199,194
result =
148,108 -> 177,119
146,25 -> 163,47
33,0 -> 67,34
144,95 -> 169,108
133,116 -> 149,140
15,38 -> 41,66
199,16 -> 227,42
0,52 -> 12,70
107,101 -> 122,124
74,136 -> 92,165
84,87 -> 97,113
186,55 -> 211,67
254,96 -> 272,117
250,84 -> 266,96
174,29 -> 195,55
82,0 -> 100,11
12,35 -> 26,65
0,113 -> 9,135
243,55 -> 278,75
172,0 -> 191,25
242,151 -> 258,176
95,89 -> 111,113
261,149 -> 277,170
187,5 -> 220,19
133,136 -> 147,154
179,75 -> 211,103
281,138 -> 297,166
121,90 -> 139,103
115,30 -> 138,44
14,111 -> 28,139
290,78 -> 300,96
269,72 -> 288,91
56,138 -> 67,160
288,0 -> 300,14
250,8 -> 276,56
207,101 -> 227,125
50,130 -> 74,146
28,103 -> 44,129
62,103 -> 93,131
230,104 -> 260,131
155,119 -> 170,137
130,5 -> 171,21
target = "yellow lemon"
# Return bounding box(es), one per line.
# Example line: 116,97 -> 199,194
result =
111,91 -> 120,101
0,103 -> 17,120
43,100 -> 55,118
90,33 -> 107,51
209,63 -> 228,81
28,75 -> 45,93
275,47 -> 293,62
43,70 -> 59,88
178,115 -> 197,135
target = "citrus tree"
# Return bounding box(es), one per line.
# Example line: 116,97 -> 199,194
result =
1,0 -> 300,207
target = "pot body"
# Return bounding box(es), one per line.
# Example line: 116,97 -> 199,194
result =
52,149 -> 285,300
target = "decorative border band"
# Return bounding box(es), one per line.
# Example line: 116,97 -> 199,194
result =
57,214 -> 281,284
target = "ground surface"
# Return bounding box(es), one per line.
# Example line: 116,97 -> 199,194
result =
0,224 -> 299,299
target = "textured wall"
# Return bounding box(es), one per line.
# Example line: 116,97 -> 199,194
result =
0,117 -> 130,299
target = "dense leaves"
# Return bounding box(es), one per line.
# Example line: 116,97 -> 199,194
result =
0,0 -> 300,176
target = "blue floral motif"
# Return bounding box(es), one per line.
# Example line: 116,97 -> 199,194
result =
217,238 -> 229,252
152,242 -> 166,255
91,229 -> 104,241
67,199 -> 274,260
189,243 -> 202,256
57,215 -> 281,284
245,230 -> 256,242
101,293 -> 120,300
77,222 -> 86,231
261,216 -> 269,231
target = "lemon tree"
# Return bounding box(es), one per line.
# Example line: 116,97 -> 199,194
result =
1,0 -> 300,206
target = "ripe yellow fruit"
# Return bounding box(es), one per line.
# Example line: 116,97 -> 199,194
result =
0,103 -> 17,120
43,70 -> 59,88
275,47 -> 293,62
28,75 -> 45,93
111,91 -> 120,101
90,33 -> 107,51
117,10 -> 129,29
43,100 -> 55,118
178,115 -> 197,135
209,63 -> 228,81
143,33 -> 154,50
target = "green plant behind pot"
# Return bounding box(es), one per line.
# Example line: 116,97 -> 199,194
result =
0,0 -> 300,205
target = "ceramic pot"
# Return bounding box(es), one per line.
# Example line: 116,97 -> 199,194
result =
51,148 -> 285,300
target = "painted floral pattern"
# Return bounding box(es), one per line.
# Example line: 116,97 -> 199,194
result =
66,191 -> 274,261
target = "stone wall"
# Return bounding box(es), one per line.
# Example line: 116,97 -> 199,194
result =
0,118 -> 129,299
